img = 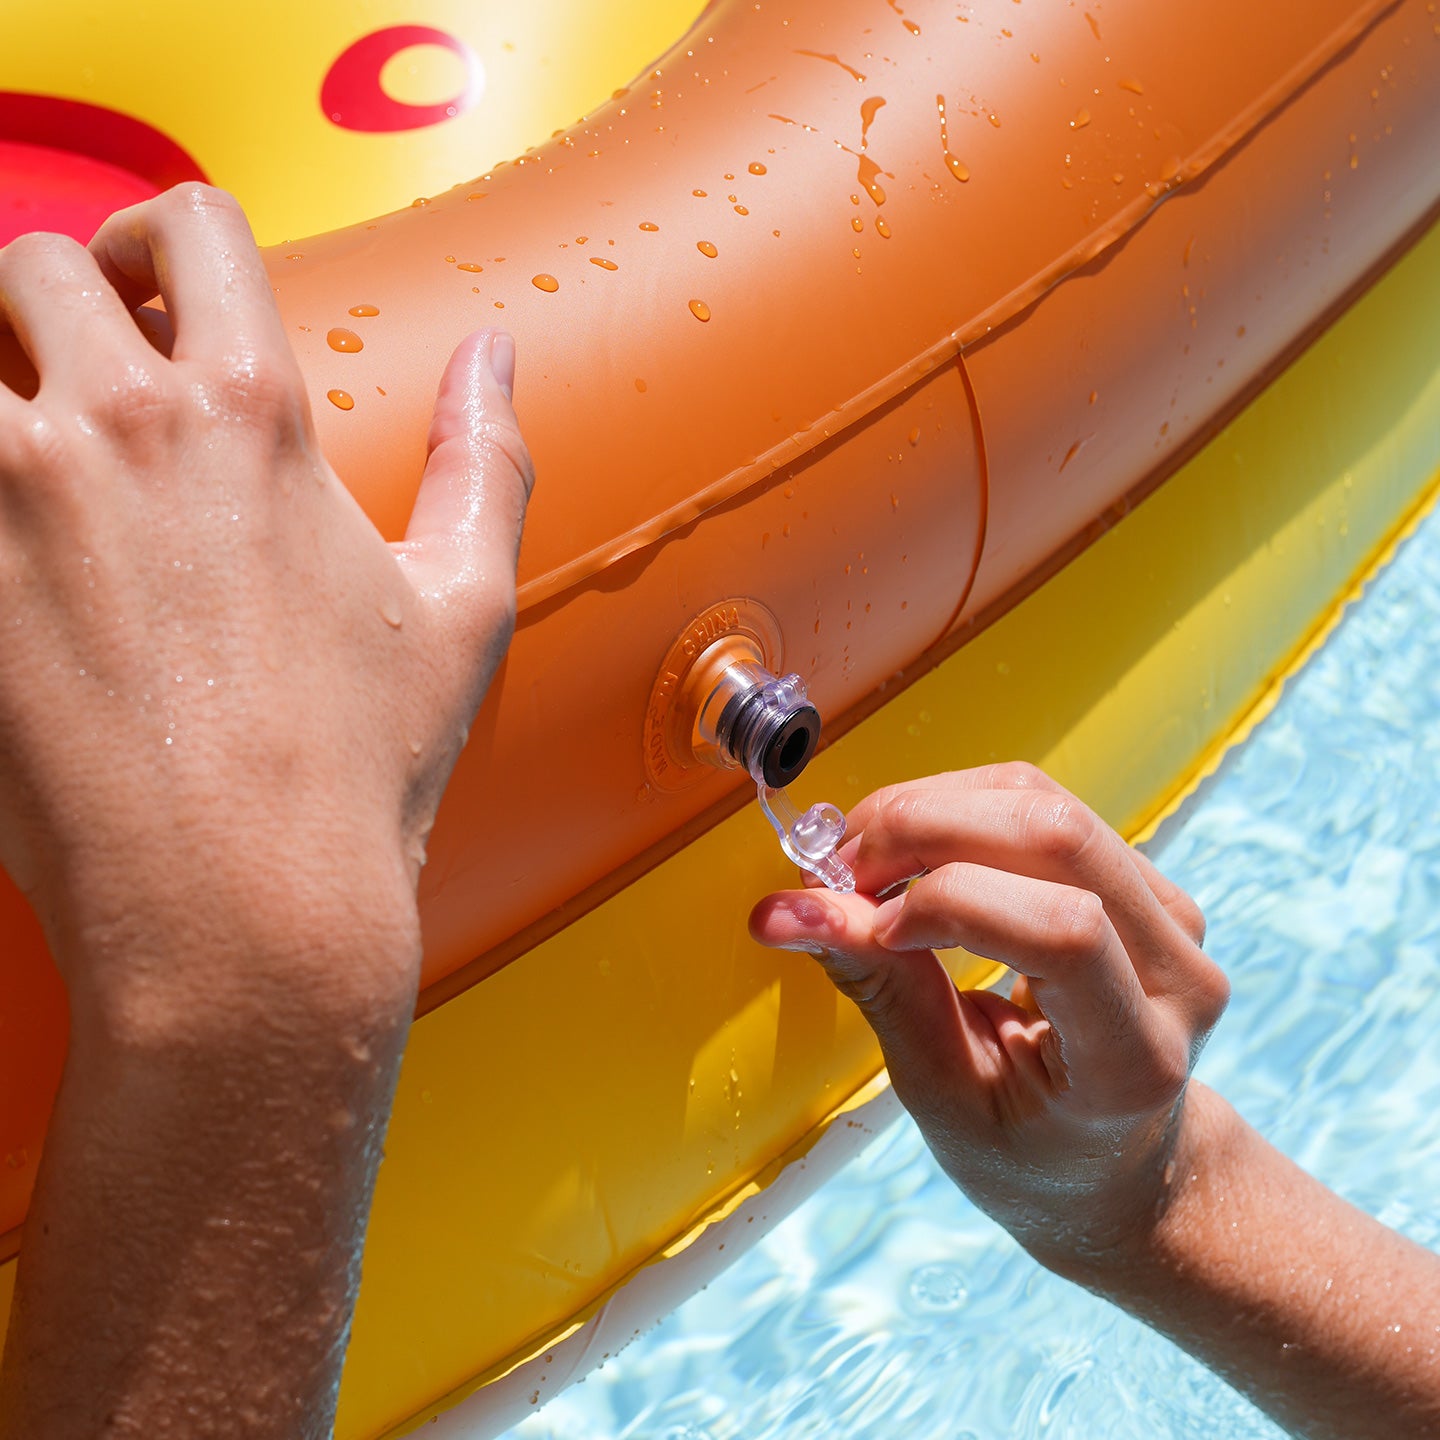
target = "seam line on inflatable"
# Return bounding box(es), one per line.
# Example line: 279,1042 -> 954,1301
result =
511,0 -> 1400,615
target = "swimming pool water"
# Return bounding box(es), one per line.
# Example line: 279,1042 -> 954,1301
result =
502,500 -> 1440,1439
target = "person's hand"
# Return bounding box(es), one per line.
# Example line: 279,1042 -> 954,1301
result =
0,184 -> 533,1436
750,762 -> 1229,1266
0,183 -> 532,1018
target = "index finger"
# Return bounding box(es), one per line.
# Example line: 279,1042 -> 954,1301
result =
87,184 -> 291,369
842,777 -> 1198,998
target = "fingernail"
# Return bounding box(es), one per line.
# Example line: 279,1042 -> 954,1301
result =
872,893 -> 905,940
488,330 -> 516,401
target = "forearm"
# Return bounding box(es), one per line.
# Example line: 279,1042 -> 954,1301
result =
0,872 -> 421,1439
1054,1082 -> 1440,1440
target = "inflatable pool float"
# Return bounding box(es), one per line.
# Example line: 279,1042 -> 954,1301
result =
3,0 -> 1440,1433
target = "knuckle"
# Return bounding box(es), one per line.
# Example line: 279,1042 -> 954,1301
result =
164,180 -> 240,221
1026,794 -> 1097,869
477,415 -> 537,499
990,759 -> 1054,792
1193,956 -> 1231,1028
1044,886 -> 1111,963
828,955 -> 898,1020
0,229 -> 84,273
1173,892 -> 1207,946
203,353 -> 308,435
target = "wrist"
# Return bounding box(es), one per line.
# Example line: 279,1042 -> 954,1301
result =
46,824 -> 424,1046
1031,1082 -> 1237,1287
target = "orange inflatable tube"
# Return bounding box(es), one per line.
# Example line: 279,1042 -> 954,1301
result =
3,0 -> 1440,1432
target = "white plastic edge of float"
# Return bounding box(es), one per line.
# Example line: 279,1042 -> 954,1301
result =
418,1077 -> 906,1439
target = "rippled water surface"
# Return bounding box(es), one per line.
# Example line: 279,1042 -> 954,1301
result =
504,503 -> 1440,1439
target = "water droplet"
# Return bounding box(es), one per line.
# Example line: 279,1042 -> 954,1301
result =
860,95 -> 887,149
635,378 -> 648,393
697,240 -> 718,257
327,327 -> 363,353
327,389 -> 355,411
688,299 -> 712,322
908,426 -> 920,445
857,155 -> 887,205
936,95 -> 970,183
748,161 -> 767,175
285,252 -> 304,261
457,262 -> 483,273
1084,11 -> 1103,41
590,257 -> 619,270
639,221 -> 660,232
1071,107 -> 1091,129
348,304 -> 379,317
1119,77 -> 1144,94
875,216 -> 892,238
733,204 -> 749,215
693,188 -> 708,197
532,273 -> 560,293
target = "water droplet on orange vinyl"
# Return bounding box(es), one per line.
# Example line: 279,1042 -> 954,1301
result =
590,257 -> 619,270
1119,77 -> 1144,95
875,216 -> 892,238
851,216 -> 865,232
444,255 -> 456,264
327,389 -> 354,411
532,273 -> 560,292
635,378 -> 648,393
733,205 -> 749,215
936,95 -> 971,183
693,188 -> 708,197
697,240 -> 718,257
688,299 -> 712,321
639,221 -> 660,232
457,262 -> 483,273
749,161 -> 767,175
1071,108 -> 1091,129
857,155 -> 887,205
908,427 -> 920,446
348,304 -> 379,318
860,95 -> 886,148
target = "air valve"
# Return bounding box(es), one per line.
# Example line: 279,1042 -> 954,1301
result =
644,601 -> 855,893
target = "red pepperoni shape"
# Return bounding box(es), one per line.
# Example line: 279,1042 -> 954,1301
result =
321,25 -> 482,133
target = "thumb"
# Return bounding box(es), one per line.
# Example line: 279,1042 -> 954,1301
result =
396,329 -> 535,684
749,889 -> 978,1099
